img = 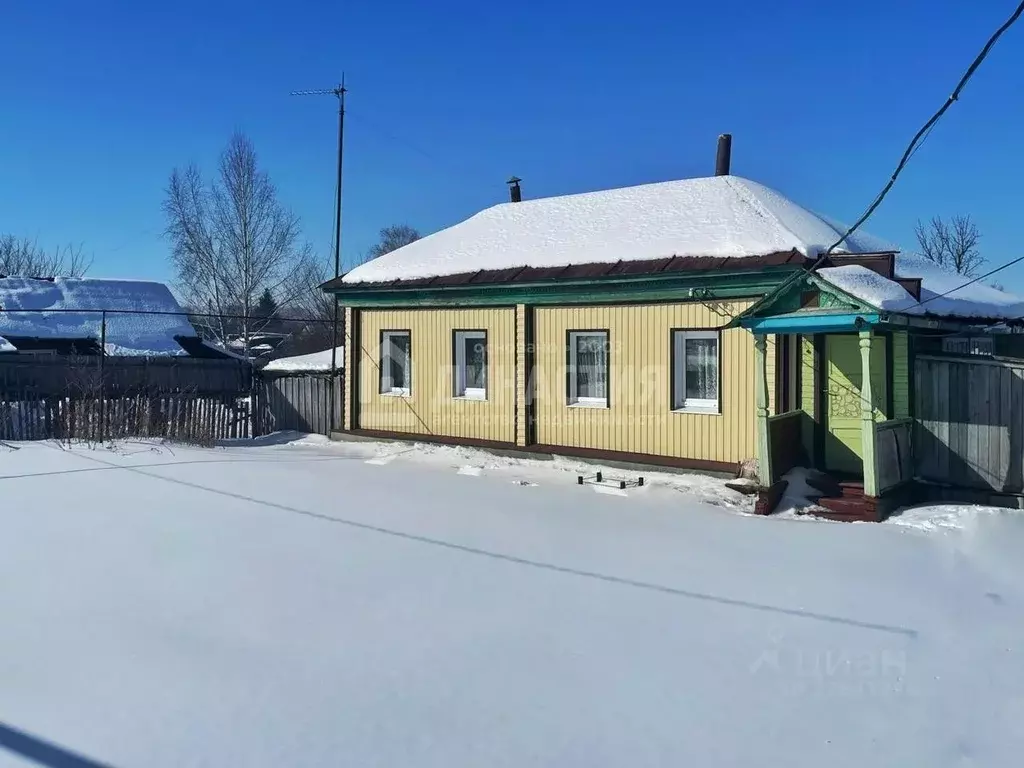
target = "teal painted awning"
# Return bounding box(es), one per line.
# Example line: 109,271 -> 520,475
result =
740,312 -> 882,334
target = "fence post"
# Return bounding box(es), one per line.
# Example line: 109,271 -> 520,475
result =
249,363 -> 258,438
99,310 -> 107,443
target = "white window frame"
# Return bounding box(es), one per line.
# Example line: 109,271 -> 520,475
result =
567,330 -> 609,408
672,330 -> 720,414
453,330 -> 487,400
380,330 -> 411,396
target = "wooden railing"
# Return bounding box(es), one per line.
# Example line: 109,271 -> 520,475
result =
875,417 -> 913,493
767,409 -> 805,484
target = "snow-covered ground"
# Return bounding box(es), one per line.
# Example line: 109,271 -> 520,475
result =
1,434 -> 1022,767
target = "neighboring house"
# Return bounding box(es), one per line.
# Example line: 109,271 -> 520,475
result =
0,276 -> 237,358
262,346 -> 344,373
226,332 -> 290,357
323,144 -> 1023,520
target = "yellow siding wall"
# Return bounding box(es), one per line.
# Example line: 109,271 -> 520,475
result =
799,335 -> 817,418
532,300 -> 759,464
357,308 -> 516,443
799,334 -> 817,459
892,331 -> 910,419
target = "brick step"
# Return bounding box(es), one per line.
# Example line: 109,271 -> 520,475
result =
804,473 -> 866,500
816,496 -> 881,523
836,481 -> 866,499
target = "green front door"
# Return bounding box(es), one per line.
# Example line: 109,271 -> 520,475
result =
824,335 -> 887,475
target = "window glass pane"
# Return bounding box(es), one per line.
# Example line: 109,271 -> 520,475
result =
575,334 -> 607,399
463,335 -> 486,390
384,333 -> 409,391
685,337 -> 717,401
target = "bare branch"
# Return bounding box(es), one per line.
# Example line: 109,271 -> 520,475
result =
163,133 -> 323,355
365,224 -> 420,262
914,214 -> 985,276
0,236 -> 91,277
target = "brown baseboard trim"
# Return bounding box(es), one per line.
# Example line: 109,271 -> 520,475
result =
529,444 -> 737,474
340,430 -> 738,475
348,429 -> 515,453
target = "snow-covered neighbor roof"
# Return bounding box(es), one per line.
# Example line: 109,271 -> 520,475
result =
263,346 -> 344,372
343,175 -> 894,284
818,253 -> 1024,321
0,277 -> 197,355
0,336 -> 14,353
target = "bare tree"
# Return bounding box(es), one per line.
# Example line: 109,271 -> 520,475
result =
0,235 -> 90,277
366,224 -> 420,261
914,215 -> 984,277
163,133 -> 315,354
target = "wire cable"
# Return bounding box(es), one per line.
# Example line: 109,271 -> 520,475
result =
823,0 -> 1024,256
915,253 -> 1024,311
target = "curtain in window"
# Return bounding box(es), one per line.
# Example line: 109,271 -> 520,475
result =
577,335 -> 607,398
463,336 -> 486,390
685,338 -> 718,401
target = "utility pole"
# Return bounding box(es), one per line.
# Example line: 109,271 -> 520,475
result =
292,76 -> 346,435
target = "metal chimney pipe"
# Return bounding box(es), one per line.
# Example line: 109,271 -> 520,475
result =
507,176 -> 522,203
715,134 -> 732,176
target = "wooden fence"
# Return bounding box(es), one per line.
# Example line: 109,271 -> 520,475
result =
0,356 -> 255,443
767,410 -> 805,483
255,371 -> 343,435
875,418 -> 913,493
0,356 -> 344,443
914,354 -> 1024,493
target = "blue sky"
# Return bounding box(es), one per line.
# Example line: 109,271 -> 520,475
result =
2,0 -> 1023,286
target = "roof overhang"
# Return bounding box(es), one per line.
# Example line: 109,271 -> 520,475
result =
324,252 -> 812,307
740,312 -> 882,334
324,251 -> 810,293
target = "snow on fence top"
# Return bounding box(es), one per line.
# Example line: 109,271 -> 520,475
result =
819,253 -> 1024,321
0,277 -> 197,355
262,346 -> 344,372
343,175 -> 894,284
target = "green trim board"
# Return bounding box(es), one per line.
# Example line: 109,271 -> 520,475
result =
326,266 -> 803,308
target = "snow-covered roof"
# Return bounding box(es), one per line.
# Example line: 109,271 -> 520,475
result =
263,346 -> 344,373
343,175 -> 894,284
0,336 -> 14,353
0,277 -> 197,355
817,253 -> 1024,321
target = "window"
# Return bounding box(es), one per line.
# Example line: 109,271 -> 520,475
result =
567,331 -> 609,407
453,330 -> 487,399
380,330 -> 411,395
672,330 -> 719,412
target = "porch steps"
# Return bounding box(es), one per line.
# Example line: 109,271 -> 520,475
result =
802,475 -> 882,522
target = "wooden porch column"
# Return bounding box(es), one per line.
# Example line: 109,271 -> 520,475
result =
343,306 -> 359,432
859,330 -> 878,496
754,335 -> 772,485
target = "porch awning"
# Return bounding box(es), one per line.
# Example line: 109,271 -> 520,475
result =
739,312 -> 882,335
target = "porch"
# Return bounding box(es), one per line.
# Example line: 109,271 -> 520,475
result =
747,317 -> 914,521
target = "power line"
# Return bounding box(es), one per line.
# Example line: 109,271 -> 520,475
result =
0,306 -> 336,324
915,254 -> 1024,311
823,0 -> 1024,256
